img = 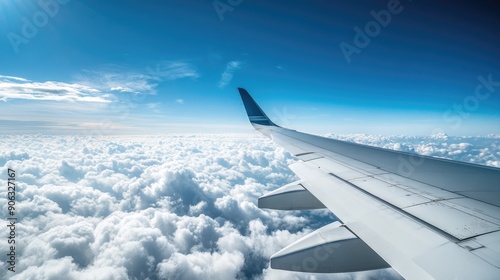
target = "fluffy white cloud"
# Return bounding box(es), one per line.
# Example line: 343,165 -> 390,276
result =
324,133 -> 500,167
157,251 -> 244,280
1,133 -> 497,279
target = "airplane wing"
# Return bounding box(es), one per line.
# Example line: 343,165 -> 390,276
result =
238,88 -> 500,279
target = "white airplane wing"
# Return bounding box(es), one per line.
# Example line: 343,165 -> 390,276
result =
238,88 -> 500,279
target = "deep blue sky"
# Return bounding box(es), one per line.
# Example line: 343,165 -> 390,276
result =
0,0 -> 499,135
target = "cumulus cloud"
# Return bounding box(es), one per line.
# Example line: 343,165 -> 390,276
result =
0,75 -> 111,103
323,133 -> 500,167
0,134 -> 335,280
218,61 -> 241,89
1,133 -> 496,279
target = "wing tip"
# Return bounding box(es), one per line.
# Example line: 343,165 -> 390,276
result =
238,88 -> 278,127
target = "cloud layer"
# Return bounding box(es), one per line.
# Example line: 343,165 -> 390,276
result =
324,133 -> 500,167
1,133 -> 497,279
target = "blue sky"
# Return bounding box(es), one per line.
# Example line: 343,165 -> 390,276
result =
0,0 -> 499,135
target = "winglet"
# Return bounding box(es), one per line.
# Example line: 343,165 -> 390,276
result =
238,88 -> 278,127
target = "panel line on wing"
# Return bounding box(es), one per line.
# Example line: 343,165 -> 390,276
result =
326,172 -> 462,242
326,170 -> 500,240
295,148 -> 500,240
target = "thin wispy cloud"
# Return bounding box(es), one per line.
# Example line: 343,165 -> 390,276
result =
0,75 -> 111,103
75,68 -> 156,95
76,61 -> 199,95
147,61 -> 200,81
110,86 -> 136,93
218,61 -> 241,89
146,102 -> 162,113
0,61 -> 200,133
0,75 -> 29,82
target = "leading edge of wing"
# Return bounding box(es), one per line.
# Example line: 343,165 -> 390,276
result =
237,88 -> 500,205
